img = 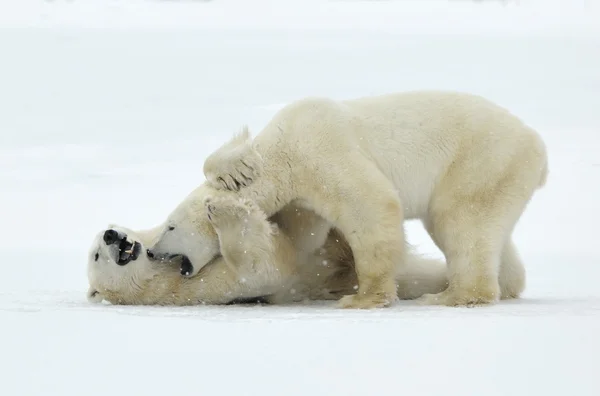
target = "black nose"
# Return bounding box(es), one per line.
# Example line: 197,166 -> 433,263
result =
103,229 -> 119,245
146,249 -> 154,259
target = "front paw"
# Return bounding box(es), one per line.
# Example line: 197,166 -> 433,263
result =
204,196 -> 257,229
207,158 -> 261,192
203,129 -> 263,192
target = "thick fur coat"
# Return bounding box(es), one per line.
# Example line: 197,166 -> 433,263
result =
148,90 -> 548,309
87,198 -> 448,306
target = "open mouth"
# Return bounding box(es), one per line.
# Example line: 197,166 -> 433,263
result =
117,239 -> 142,266
164,254 -> 194,276
103,229 -> 142,266
155,253 -> 219,277
147,248 -> 221,277
147,248 -> 195,276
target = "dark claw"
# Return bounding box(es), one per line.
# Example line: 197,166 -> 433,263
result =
239,171 -> 251,183
216,177 -> 228,190
240,160 -> 253,172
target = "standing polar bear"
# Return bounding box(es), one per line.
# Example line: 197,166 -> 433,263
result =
148,90 -> 548,310
87,196 -> 448,306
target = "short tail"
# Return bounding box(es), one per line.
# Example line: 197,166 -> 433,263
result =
535,133 -> 549,189
538,156 -> 549,188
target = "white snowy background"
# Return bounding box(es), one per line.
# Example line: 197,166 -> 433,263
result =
0,0 -> 598,395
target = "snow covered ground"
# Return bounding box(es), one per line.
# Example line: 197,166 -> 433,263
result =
1,1 -> 599,395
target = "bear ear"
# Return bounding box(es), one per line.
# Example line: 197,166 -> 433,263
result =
87,287 -> 104,304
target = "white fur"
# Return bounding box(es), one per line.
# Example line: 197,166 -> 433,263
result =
150,90 -> 548,309
87,200 -> 449,306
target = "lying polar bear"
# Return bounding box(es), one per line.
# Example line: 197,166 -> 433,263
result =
87,196 -> 448,306
147,90 -> 549,309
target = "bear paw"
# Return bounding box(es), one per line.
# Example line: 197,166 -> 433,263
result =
203,132 -> 263,192
204,196 -> 262,230
416,288 -> 499,307
208,158 -> 262,192
337,292 -> 397,309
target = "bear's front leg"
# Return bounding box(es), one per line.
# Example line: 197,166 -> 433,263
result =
305,158 -> 404,309
204,196 -> 297,289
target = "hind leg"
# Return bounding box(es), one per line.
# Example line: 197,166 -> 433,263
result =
418,218 -> 503,307
417,143 -> 546,307
418,192 -> 529,307
499,239 -> 526,299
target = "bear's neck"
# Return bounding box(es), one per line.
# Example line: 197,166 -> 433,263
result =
131,269 -> 207,306
122,263 -> 258,306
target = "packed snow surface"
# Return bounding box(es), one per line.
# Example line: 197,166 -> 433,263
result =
0,1 -> 599,395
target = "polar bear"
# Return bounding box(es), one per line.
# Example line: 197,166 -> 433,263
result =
87,197 -> 448,306
147,90 -> 549,309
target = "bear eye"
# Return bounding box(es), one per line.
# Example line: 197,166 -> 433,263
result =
168,226 -> 175,231
94,252 -> 99,261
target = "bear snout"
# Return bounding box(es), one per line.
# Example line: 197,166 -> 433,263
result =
103,229 -> 120,245
145,249 -> 171,261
